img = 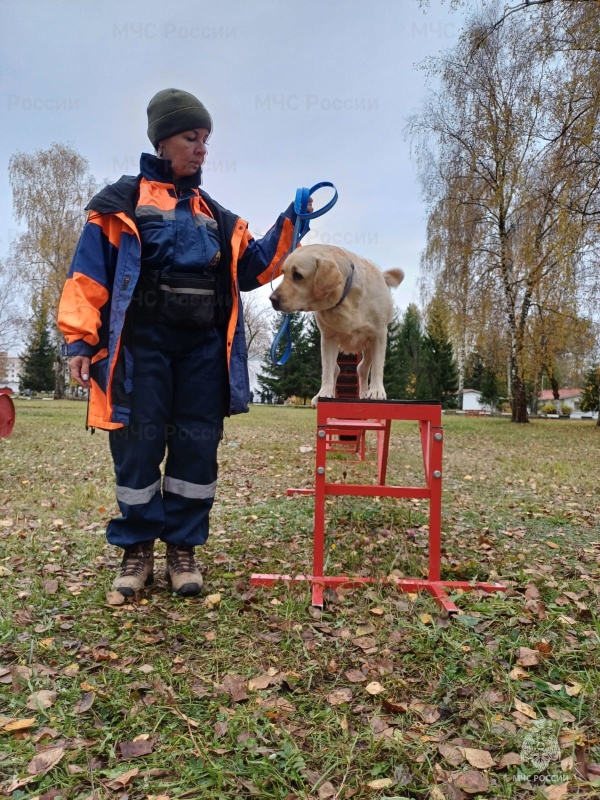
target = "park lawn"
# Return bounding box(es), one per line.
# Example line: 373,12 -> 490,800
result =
0,400 -> 599,800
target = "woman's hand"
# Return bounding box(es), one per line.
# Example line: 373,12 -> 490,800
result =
69,356 -> 91,389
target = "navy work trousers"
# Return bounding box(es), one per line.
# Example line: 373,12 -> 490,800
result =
106,321 -> 228,549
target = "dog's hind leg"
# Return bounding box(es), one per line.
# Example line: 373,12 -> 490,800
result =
357,349 -> 372,399
365,333 -> 387,400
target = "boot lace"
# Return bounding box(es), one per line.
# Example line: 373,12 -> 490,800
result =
120,545 -> 151,577
168,546 -> 196,574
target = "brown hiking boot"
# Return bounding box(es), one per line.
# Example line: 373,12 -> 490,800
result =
165,544 -> 203,596
112,543 -> 154,597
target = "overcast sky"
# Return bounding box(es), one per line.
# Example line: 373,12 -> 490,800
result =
2,0 -> 467,341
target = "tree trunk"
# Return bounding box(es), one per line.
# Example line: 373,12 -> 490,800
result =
53,352 -> 65,400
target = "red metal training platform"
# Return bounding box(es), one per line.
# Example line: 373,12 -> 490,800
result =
250,396 -> 506,613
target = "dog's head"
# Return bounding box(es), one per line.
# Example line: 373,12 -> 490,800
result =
270,244 -> 347,313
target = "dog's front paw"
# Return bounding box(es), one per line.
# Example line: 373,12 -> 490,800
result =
311,388 -> 335,408
365,386 -> 387,400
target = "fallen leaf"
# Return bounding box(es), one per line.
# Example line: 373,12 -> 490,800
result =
508,667 -> 529,681
26,690 -> 57,710
461,747 -> 495,769
119,739 -> 154,759
317,781 -> 337,798
43,579 -> 59,594
546,707 -> 576,723
409,701 -> 440,724
369,607 -> 385,616
355,622 -> 376,636
418,613 -> 433,624
565,682 -> 582,697
222,673 -> 248,702
497,752 -> 522,768
516,647 -> 540,667
542,784 -> 569,800
3,717 -> 37,731
73,691 -> 95,714
345,669 -> 366,683
352,635 -> 377,651
214,721 -> 228,738
203,593 -> 221,609
365,681 -> 385,696
451,769 -> 489,794
27,745 -> 66,776
106,591 -> 125,606
524,583 -> 540,599
248,674 -> 273,691
366,778 -> 393,789
105,767 -> 140,790
438,743 -> 465,766
139,664 -> 154,674
327,688 -> 352,705
514,697 -> 537,719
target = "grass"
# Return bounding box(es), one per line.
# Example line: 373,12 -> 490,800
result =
0,400 -> 599,800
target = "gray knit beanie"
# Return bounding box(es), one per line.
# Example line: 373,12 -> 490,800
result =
147,88 -> 212,147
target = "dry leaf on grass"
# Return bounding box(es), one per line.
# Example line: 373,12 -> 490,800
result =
105,591 -> 125,606
497,752 -> 522,768
248,674 -> 273,691
565,682 -> 582,697
365,681 -> 385,696
345,669 -> 366,683
327,688 -> 353,705
438,743 -> 465,766
203,593 -> 221,609
461,747 -> 495,769
119,739 -> 154,759
542,784 -> 569,800
546,706 -> 576,723
214,721 -> 228,738
317,781 -> 337,798
222,673 -> 248,702
104,767 -> 139,790
73,691 -> 95,714
409,701 -> 441,724
451,769 -> 489,794
26,690 -> 57,710
366,778 -> 393,790
3,717 -> 37,731
27,745 -> 66,776
516,647 -> 540,666
514,697 -> 537,719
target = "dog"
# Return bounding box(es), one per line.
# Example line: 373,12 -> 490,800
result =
270,244 -> 404,407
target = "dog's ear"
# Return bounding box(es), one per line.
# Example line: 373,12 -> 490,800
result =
314,258 -> 343,300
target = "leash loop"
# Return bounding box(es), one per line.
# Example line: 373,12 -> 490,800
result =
270,182 -> 338,366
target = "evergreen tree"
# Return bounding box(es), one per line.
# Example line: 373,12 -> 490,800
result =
383,316 -> 404,400
420,297 -> 459,407
396,304 -> 424,399
463,351 -> 485,391
20,316 -> 55,394
580,364 -> 600,417
479,365 -> 503,411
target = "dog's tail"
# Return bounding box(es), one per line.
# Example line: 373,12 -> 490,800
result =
384,268 -> 404,288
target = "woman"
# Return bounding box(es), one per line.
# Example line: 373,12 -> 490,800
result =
58,88 -> 303,597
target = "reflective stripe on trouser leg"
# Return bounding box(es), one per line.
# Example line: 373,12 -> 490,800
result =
161,328 -> 227,547
107,424 -> 167,547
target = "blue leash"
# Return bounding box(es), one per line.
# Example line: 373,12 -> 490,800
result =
270,182 -> 338,365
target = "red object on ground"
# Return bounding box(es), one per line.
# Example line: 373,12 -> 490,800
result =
0,391 -> 15,438
251,398 -> 507,613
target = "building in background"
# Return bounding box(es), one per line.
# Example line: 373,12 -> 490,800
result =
0,352 -> 22,394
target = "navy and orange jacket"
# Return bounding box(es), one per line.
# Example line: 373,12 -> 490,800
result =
58,154 -> 298,430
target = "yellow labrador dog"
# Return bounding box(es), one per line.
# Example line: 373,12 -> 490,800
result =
270,244 -> 404,407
